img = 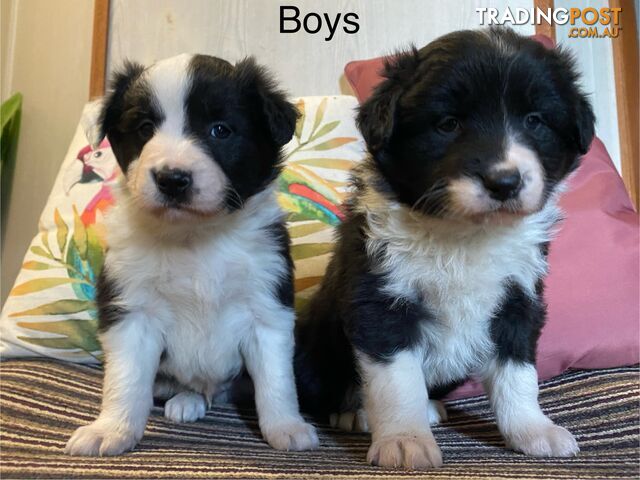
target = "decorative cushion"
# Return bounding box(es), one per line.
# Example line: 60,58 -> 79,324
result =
344,48 -> 640,398
0,95 -> 365,363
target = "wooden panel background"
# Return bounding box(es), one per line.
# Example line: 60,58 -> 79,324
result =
106,0 -> 534,97
89,0 -> 109,99
611,0 -> 639,210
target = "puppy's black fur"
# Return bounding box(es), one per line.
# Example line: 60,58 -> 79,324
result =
67,53 -> 322,457
100,55 -> 298,210
94,55 -> 298,332
295,28 -> 595,416
357,30 -> 593,216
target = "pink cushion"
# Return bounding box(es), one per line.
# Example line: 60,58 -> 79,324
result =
344,56 -> 386,103
344,38 -> 640,399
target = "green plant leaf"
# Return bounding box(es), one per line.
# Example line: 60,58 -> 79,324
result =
302,137 -> 358,152
310,97 -> 328,138
294,99 -> 305,140
286,211 -> 312,223
291,243 -> 334,261
66,238 -> 84,279
308,120 -> 340,143
41,232 -> 50,253
278,193 -> 340,225
9,299 -> 94,317
54,209 -> 68,254
30,245 -> 52,259
10,278 -> 83,296
17,335 -> 101,352
17,318 -> 100,352
72,206 -> 88,260
280,163 -> 343,205
85,224 -> 105,274
22,260 -> 55,270
294,157 -> 354,170
288,222 -> 329,238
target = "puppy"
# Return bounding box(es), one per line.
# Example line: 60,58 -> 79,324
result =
65,54 -> 318,456
295,29 -> 594,469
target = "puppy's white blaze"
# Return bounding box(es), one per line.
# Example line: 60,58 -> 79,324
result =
147,53 -> 193,138
128,133 -> 228,213
501,140 -> 544,212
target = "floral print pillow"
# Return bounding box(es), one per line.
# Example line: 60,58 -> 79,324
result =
0,95 -> 365,363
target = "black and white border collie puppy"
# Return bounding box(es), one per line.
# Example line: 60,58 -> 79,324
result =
65,54 -> 318,456
295,29 -> 594,469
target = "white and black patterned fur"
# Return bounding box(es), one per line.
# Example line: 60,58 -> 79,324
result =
65,54 -> 318,456
295,29 -> 595,469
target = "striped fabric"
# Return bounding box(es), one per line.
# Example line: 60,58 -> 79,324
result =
1,360 -> 638,479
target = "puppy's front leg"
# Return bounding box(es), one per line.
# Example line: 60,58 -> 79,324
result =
65,315 -> 163,456
243,313 -> 318,451
359,350 -> 442,469
483,359 -> 579,457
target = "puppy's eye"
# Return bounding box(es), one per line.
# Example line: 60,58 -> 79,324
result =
524,113 -> 543,130
137,121 -> 155,140
211,123 -> 232,139
437,117 -> 461,134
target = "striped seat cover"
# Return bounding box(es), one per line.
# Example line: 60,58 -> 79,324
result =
1,359 -> 638,479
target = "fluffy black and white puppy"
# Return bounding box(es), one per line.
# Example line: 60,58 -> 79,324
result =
295,29 -> 594,469
65,54 -> 318,456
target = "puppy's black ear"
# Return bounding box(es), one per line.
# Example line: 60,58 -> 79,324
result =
95,61 -> 145,144
574,96 -> 595,154
235,57 -> 298,147
556,47 -> 595,155
356,48 -> 419,153
357,84 -> 401,154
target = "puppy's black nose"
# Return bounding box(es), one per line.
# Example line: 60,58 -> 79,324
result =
481,169 -> 522,201
153,168 -> 192,199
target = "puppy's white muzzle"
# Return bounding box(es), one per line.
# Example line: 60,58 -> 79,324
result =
125,133 -> 229,218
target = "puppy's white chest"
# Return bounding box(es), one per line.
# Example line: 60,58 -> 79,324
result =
375,212 -> 552,387
152,243 -> 246,313
415,248 -> 506,386
153,244 -> 250,389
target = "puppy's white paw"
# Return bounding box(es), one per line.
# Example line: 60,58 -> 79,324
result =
262,419 -> 319,451
65,421 -> 140,456
329,409 -> 369,432
506,422 -> 579,457
367,433 -> 443,469
164,391 -> 207,423
427,400 -> 447,425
